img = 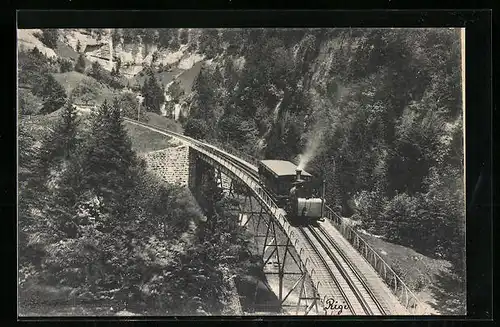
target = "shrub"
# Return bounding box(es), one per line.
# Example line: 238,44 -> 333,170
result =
381,193 -> 422,247
18,88 -> 43,115
59,59 -> 74,73
421,166 -> 465,265
353,190 -> 387,233
75,54 -> 86,73
39,29 -> 59,49
184,118 -> 209,140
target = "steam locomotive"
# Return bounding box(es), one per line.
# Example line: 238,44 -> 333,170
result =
258,160 -> 326,224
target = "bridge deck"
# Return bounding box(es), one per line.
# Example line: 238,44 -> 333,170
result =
124,119 -> 411,316
318,220 -> 408,314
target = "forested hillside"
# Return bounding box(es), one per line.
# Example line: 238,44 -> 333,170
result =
17,29 -> 258,316
119,28 -> 465,311
184,28 -> 464,270
18,28 -> 465,314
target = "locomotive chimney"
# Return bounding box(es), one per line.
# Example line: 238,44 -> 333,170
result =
296,169 -> 302,182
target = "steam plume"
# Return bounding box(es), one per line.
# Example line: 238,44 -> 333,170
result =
297,126 -> 326,171
297,81 -> 346,171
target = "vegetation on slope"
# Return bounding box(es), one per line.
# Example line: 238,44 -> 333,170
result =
123,122 -> 174,154
180,28 -> 465,313
18,28 -> 465,314
18,99 -> 255,315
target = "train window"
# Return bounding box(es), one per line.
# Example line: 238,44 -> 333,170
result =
276,180 -> 282,195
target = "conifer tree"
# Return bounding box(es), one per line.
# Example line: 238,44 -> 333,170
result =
39,74 -> 68,114
40,29 -> 59,49
74,54 -> 86,73
40,100 -> 80,163
18,124 -> 47,260
89,61 -> 103,80
78,100 -> 139,224
76,40 -> 81,52
35,101 -> 82,238
115,57 -> 121,75
141,74 -> 164,114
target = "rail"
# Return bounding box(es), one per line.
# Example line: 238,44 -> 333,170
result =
312,225 -> 387,315
123,117 -> 423,315
302,227 -> 369,315
323,206 -> 425,314
209,139 -> 261,169
208,132 -> 426,314
125,118 -> 339,314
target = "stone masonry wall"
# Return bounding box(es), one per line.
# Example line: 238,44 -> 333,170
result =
142,145 -> 190,187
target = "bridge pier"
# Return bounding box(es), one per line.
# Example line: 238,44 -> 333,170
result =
186,152 -> 321,315
245,192 -> 321,315
126,119 -> 419,316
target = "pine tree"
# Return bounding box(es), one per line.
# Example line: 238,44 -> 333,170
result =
75,54 -> 86,73
38,101 -> 80,178
40,29 -> 59,49
78,100 -> 139,224
141,75 -> 164,114
39,74 -> 67,114
18,124 -> 47,259
89,61 -> 103,80
76,40 -> 81,52
35,101 -> 82,238
116,57 -> 122,75
53,101 -> 80,160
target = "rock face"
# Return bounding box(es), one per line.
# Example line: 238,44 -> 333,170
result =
142,145 -> 189,187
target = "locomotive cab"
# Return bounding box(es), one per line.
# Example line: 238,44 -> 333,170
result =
258,160 -> 326,224
258,160 -> 313,207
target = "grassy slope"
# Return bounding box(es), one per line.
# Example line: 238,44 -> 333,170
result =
144,112 -> 183,134
52,71 -> 90,94
19,109 -> 63,142
54,39 -> 80,60
52,72 -> 119,105
123,112 -> 183,153
359,233 -> 465,315
124,122 -> 173,154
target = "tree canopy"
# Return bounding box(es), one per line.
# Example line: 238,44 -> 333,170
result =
188,28 -> 464,271
141,73 -> 165,114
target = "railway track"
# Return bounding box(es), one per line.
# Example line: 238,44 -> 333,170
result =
123,118 -> 403,315
305,225 -> 387,315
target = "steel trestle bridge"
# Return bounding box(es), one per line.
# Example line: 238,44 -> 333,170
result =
124,118 -> 426,316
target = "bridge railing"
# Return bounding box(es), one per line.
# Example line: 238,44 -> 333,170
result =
323,206 -> 426,314
124,118 -> 426,315
209,140 -> 261,169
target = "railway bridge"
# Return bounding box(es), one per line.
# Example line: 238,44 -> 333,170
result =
124,118 -> 426,316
